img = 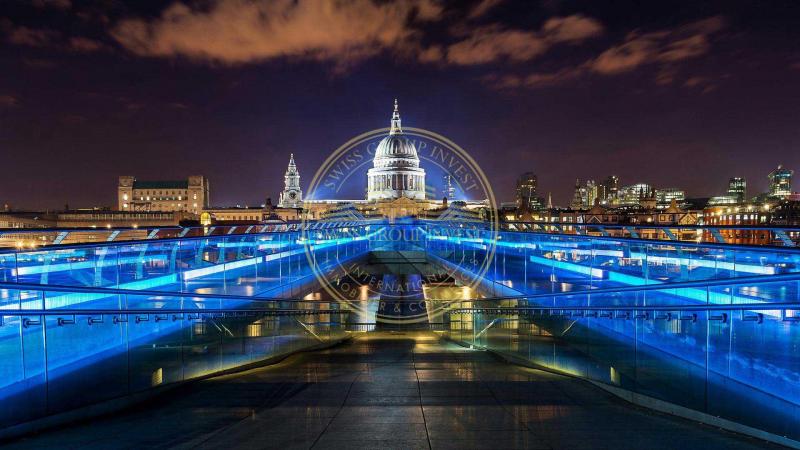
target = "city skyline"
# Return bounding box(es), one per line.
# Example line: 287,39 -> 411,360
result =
1,0 -> 800,209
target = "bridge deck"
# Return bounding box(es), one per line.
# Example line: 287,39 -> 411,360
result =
6,332 -> 778,450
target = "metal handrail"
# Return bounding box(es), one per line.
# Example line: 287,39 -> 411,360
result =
447,302 -> 800,312
500,221 -> 800,232
0,220 -> 382,253
0,281 -> 315,302
1,308 -> 346,316
1,271 -> 799,308
1,270 -> 798,305
419,219 -> 800,249
3,219 -> 799,252
445,272 -> 800,301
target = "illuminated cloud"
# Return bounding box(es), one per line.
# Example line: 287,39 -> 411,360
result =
445,15 -> 603,65
31,0 -> 71,10
590,32 -> 662,75
0,94 -> 18,107
67,36 -> 107,52
111,0 -> 444,67
590,16 -> 726,74
484,66 -> 584,89
417,45 -> 445,63
467,0 -> 504,19
542,15 -> 605,43
445,26 -> 548,65
5,25 -> 60,47
489,15 -> 727,90
3,22 -> 106,52
111,2 -> 602,71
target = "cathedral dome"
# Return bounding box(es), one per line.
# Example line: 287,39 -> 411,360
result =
366,100 -> 426,202
373,135 -> 420,169
373,100 -> 421,169
374,135 -> 418,161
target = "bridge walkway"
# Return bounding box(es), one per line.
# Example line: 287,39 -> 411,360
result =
6,332 -> 779,450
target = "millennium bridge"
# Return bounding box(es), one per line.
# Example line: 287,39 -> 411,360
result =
1,219 -> 800,449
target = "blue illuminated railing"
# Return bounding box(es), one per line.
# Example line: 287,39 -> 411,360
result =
439,275 -> 800,445
422,223 -> 800,296
421,220 -> 800,445
0,220 -> 382,249
2,218 -> 799,249
0,223 -> 383,436
0,223 -> 379,299
3,220 -> 800,442
0,282 -> 355,435
501,221 -> 800,247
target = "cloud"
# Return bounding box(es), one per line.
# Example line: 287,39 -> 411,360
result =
655,68 -> 677,85
658,34 -> 710,62
467,0 -> 503,19
6,26 -> 60,47
31,0 -> 71,10
542,15 -> 604,43
68,36 -> 107,52
446,26 -> 547,65
684,76 -> 707,87
3,22 -> 107,52
684,76 -> 717,93
0,95 -> 18,107
417,45 -> 444,63
589,16 -> 726,75
484,66 -> 584,89
111,0 -> 443,67
590,32 -> 660,75
444,14 -> 603,66
483,16 -> 726,91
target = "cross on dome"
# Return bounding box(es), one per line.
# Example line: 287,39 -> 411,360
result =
390,99 -> 402,135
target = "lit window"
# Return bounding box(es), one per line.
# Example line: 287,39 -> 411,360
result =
123,194 -> 128,201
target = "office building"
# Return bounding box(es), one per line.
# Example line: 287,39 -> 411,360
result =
118,175 -> 209,214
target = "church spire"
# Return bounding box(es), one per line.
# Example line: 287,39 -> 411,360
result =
390,99 -> 402,135
279,153 -> 302,208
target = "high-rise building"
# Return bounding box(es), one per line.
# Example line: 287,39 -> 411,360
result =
278,153 -> 303,208
569,179 -> 599,209
118,176 -> 209,214
727,177 -> 747,202
586,180 -> 598,206
655,188 -> 685,204
598,175 -> 619,205
570,179 -> 585,209
515,172 -> 538,211
768,165 -> 793,198
618,183 -> 652,206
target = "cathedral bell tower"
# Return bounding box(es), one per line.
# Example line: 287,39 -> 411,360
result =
278,153 -> 303,208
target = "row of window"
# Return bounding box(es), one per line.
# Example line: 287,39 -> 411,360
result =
122,193 -> 198,201
121,203 -> 199,209
370,174 -> 423,191
217,215 -> 262,221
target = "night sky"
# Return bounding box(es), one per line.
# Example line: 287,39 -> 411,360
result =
1,0 -> 799,209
